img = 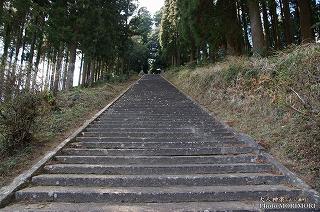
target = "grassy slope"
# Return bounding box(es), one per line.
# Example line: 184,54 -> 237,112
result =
0,76 -> 138,187
165,44 -> 320,191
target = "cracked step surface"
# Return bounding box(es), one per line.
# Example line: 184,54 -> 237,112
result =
55,154 -> 259,165
32,173 -> 286,187
16,185 -> 302,203
2,202 -> 261,212
44,163 -> 275,175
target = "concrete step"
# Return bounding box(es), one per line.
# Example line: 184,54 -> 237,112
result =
55,154 -> 259,165
68,141 -> 245,149
100,114 -> 210,118
80,132 -> 234,138
32,173 -> 286,187
0,201 -> 262,212
92,120 -> 211,124
97,118 -> 215,122
16,185 -> 302,203
84,128 -> 195,133
75,137 -> 241,144
89,121 -> 224,126
98,113 -> 211,117
83,128 -> 231,135
88,123 -> 223,129
61,147 -> 255,156
44,163 -> 274,175
80,132 -> 202,138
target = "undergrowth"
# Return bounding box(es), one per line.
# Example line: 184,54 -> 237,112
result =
0,77 -> 137,186
165,43 -> 320,191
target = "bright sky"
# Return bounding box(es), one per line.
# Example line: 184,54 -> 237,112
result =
139,0 -> 164,15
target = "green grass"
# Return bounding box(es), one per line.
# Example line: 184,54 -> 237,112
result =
0,76 -> 137,187
165,43 -> 320,191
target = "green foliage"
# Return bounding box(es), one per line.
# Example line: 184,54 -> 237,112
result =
130,7 -> 153,44
43,92 -> 56,106
0,93 -> 42,156
223,65 -> 241,83
243,69 -> 258,80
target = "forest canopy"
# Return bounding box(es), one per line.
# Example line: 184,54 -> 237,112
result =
0,0 -> 156,99
159,0 -> 320,66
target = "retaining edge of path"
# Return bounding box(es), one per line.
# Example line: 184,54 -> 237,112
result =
161,75 -> 320,204
0,77 -> 141,208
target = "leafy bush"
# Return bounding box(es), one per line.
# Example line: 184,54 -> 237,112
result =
0,93 -> 42,156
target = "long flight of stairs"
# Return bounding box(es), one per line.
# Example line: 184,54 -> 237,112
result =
2,75 -> 319,211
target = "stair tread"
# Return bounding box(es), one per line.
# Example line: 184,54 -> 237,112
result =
56,154 -> 257,159
1,201 -> 261,212
33,172 -> 284,179
46,163 -> 268,168
18,184 -> 299,194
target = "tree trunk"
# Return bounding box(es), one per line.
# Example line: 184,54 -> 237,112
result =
12,21 -> 25,78
89,60 -> 94,86
25,31 -> 37,91
217,0 -> 244,55
49,62 -> 56,91
240,0 -> 251,53
297,0 -> 314,42
268,0 -> 281,49
78,53 -> 84,86
41,56 -> 46,91
0,23 -> 11,98
53,46 -> 64,94
31,34 -> 44,91
81,56 -> 88,86
66,42 -> 77,90
189,35 -> 196,63
44,59 -> 50,90
16,38 -> 27,94
62,49 -> 69,90
247,0 -> 266,55
50,58 -> 56,91
282,0 -> 293,45
261,1 -> 272,48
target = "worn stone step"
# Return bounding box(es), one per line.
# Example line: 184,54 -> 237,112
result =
0,201 -> 262,212
55,154 -> 258,165
93,119 -> 211,123
83,128 -> 231,135
109,105 -> 201,108
61,147 -> 255,156
80,132 -> 202,138
80,132 -> 234,138
16,185 -> 302,203
84,128 -> 195,133
68,141 -> 245,149
97,117 -> 214,122
75,137 -> 241,144
100,114 -> 210,119
44,163 -> 274,175
93,119 -> 213,123
89,122 -> 222,127
32,173 -> 286,187
99,113 -> 210,117
108,107 -> 202,110
87,124 -> 224,130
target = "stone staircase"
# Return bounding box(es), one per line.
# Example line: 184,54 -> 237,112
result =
2,75 -> 319,211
